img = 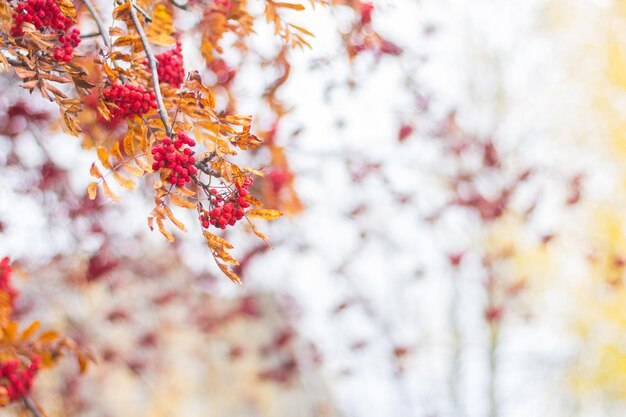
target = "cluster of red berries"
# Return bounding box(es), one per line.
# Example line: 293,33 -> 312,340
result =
151,131 -> 197,186
151,41 -> 185,88
200,177 -> 253,229
11,0 -> 71,36
102,83 -> 157,122
360,2 -> 374,25
0,258 -> 17,306
53,27 -> 80,62
266,167 -> 291,193
0,356 -> 40,403
11,0 -> 81,62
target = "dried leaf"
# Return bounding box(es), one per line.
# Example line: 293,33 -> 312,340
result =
97,146 -> 112,169
89,163 -> 102,179
245,208 -> 283,220
37,330 -> 59,343
171,193 -> 196,209
20,320 -> 40,341
123,132 -> 135,156
87,182 -> 98,200
203,230 -> 234,250
217,261 -> 241,284
122,162 -> 144,177
102,180 -> 120,202
113,171 -> 136,190
163,205 -> 187,232
176,186 -> 196,198
156,217 -> 175,242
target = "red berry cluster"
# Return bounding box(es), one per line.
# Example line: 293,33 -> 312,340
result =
11,0 -> 81,62
360,2 -> 374,25
0,258 -> 17,306
0,356 -> 40,403
53,28 -> 80,62
11,0 -> 70,36
102,83 -> 157,122
151,41 -> 184,88
151,131 -> 198,186
200,177 -> 253,229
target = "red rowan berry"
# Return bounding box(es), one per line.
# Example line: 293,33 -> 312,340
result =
146,41 -> 185,88
11,0 -> 81,62
0,356 -> 40,403
102,83 -> 157,122
151,131 -> 197,186
200,175 -> 254,230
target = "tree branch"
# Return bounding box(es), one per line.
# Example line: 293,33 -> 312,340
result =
80,0 -> 111,48
79,31 -> 102,39
132,2 -> 152,22
169,0 -> 188,10
128,0 -> 172,137
22,396 -> 44,417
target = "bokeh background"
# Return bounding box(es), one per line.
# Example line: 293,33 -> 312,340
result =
2,0 -> 626,416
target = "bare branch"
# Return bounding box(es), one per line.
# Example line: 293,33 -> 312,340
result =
80,31 -> 102,39
169,0 -> 188,9
22,396 -> 44,417
132,2 -> 153,22
128,0 -> 172,137
80,0 -> 111,48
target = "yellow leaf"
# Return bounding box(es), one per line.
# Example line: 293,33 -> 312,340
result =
123,131 -> 135,156
87,182 -> 98,200
163,205 -> 187,232
37,330 -> 59,343
111,142 -> 123,161
176,186 -> 196,198
246,208 -> 283,220
203,230 -> 234,250
20,320 -> 40,341
156,217 -> 175,242
123,163 -> 144,177
272,3 -> 304,11
217,261 -> 241,284
171,193 -> 196,209
4,322 -> 17,341
145,4 -> 176,46
97,146 -> 112,169
288,23 -> 315,37
246,194 -> 263,207
77,354 -> 88,373
214,248 -> 239,265
57,0 -> 76,20
135,157 -> 153,173
89,163 -> 102,179
102,180 -> 120,202
113,171 -> 136,190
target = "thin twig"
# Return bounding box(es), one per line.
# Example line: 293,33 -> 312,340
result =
169,0 -> 188,9
80,31 -> 102,39
128,0 -> 172,137
132,2 -> 153,22
22,396 -> 44,417
81,0 -> 111,48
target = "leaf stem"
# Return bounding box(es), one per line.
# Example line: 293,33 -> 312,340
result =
127,0 -> 173,137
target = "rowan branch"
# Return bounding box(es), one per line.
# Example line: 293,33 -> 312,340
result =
81,0 -> 111,48
128,0 -> 173,137
169,0 -> 188,9
80,31 -> 102,39
132,2 -> 153,22
22,396 -> 44,417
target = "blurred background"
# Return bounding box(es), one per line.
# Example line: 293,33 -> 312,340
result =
2,0 -> 626,416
